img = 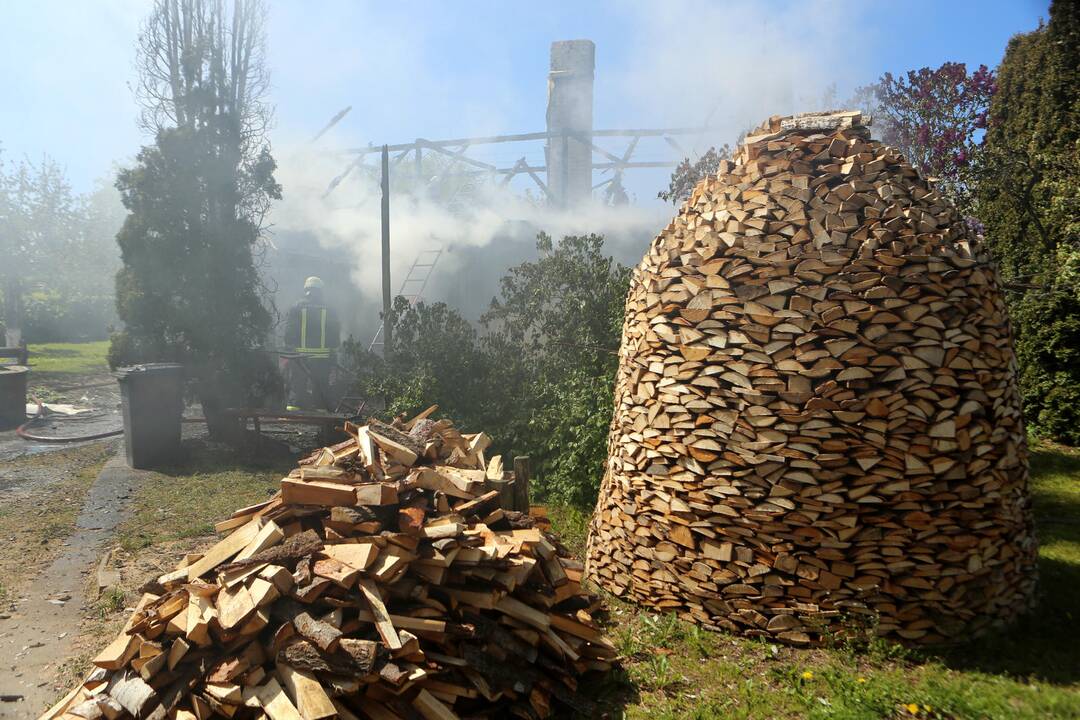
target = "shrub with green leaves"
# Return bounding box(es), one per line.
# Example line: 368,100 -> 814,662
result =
347,232 -> 630,508
110,124 -> 281,434
976,0 -> 1080,444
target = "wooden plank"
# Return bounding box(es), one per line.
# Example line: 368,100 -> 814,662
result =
354,483 -> 399,506
253,677 -> 303,720
217,584 -> 256,630
357,579 -> 403,650
494,596 -> 550,631
276,663 -> 337,720
411,689 -> 460,720
368,430 -> 419,466
234,521 -> 285,562
412,468 -> 476,500
166,637 -> 189,670
354,610 -> 447,637
321,543 -> 379,571
280,478 -> 358,507
186,520 -> 262,581
403,404 -> 439,430
512,456 -> 531,512
107,670 -> 157,719
92,629 -> 141,670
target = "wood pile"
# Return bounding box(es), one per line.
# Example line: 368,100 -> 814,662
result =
44,410 -> 614,720
586,110 -> 1037,645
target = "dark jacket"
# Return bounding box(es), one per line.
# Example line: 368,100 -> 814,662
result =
284,295 -> 341,356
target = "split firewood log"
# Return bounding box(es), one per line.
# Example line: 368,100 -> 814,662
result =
586,110 -> 1037,646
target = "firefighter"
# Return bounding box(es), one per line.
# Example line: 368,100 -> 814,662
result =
283,276 -> 341,411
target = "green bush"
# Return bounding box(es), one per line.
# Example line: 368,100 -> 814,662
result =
347,232 -> 630,508
976,0 -> 1080,444
1012,286 -> 1080,443
21,288 -> 115,343
111,125 -> 281,434
344,296 -> 495,431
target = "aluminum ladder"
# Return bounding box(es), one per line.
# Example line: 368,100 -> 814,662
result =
368,247 -> 443,353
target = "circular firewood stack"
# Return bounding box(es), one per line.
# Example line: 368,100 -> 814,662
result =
586,111 -> 1037,645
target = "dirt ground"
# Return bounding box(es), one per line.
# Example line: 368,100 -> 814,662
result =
0,370 -> 122,465
0,441 -> 119,595
0,368 -> 127,717
0,450 -> 142,717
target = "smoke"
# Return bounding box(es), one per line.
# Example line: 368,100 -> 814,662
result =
264,0 -> 869,336
611,0 -> 872,143
268,141 -> 667,328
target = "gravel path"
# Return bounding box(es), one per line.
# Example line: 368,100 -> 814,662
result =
0,454 -> 154,718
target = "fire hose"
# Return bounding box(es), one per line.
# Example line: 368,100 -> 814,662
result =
14,354 -> 355,443
16,411 -> 217,444
14,396 -> 215,443
16,411 -> 124,443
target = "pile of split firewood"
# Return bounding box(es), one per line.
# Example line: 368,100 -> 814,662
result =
44,410 -> 614,720
586,110 -> 1037,646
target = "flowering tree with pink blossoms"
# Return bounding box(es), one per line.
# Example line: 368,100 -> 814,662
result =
864,62 -> 996,214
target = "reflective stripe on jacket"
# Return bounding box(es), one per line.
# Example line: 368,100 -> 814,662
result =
285,299 -> 340,358
299,306 -> 330,356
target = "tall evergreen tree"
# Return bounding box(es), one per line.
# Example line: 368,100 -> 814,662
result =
111,0 -> 281,435
976,0 -> 1080,443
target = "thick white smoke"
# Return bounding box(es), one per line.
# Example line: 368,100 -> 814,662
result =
265,0 -> 867,327
271,144 -> 664,290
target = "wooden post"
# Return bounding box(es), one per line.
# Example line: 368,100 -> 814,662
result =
2,277 -> 23,347
380,144 -> 392,356
484,475 -> 514,513
512,456 -> 531,513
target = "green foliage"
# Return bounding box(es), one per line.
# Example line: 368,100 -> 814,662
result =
96,587 -> 127,618
347,232 -> 630,508
109,130 -> 275,354
0,154 -> 122,341
22,287 -> 114,343
345,296 -> 494,430
658,145 -> 733,205
481,232 -> 630,506
976,0 -> 1080,444
544,503 -> 590,557
110,124 -> 281,425
863,62 -> 995,214
109,0 -> 281,434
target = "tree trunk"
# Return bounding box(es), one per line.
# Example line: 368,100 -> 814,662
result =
2,277 -> 24,347
196,368 -> 242,442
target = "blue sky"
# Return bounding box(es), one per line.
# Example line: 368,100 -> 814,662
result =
0,0 -> 1050,198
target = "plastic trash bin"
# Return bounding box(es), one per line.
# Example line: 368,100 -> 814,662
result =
116,363 -> 184,469
0,365 -> 28,430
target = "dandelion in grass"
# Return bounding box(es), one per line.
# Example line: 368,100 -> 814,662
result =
904,703 -> 920,715
801,671 -> 814,680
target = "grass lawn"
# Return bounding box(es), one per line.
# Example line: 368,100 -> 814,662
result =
0,441 -> 116,601
25,340 -> 110,376
65,439 -> 1080,719
550,442 -> 1080,719
114,439 -> 291,553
